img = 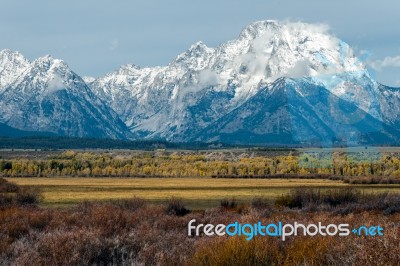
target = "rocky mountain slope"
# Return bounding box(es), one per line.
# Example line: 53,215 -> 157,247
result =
88,20 -> 400,145
0,50 -> 131,139
1,21 -> 400,145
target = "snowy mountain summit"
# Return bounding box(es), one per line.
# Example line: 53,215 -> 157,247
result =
0,50 -> 130,139
1,20 -> 400,145
89,20 -> 400,145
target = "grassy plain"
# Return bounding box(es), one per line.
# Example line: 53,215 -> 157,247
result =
7,177 -> 400,209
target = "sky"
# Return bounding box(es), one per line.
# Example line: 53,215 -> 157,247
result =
1,0 -> 399,86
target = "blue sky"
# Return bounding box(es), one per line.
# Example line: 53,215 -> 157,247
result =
1,0 -> 399,86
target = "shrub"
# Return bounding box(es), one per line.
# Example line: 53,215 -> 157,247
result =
192,236 -> 283,265
1,179 -> 42,207
251,197 -> 271,210
16,188 -> 42,206
322,189 -> 361,207
0,197 -> 399,264
165,198 -> 190,216
275,188 -> 361,209
344,177 -> 400,184
116,197 -> 146,211
284,237 -> 330,265
274,188 -> 400,215
275,193 -> 303,209
0,178 -> 19,193
0,193 -> 13,207
220,198 -> 237,209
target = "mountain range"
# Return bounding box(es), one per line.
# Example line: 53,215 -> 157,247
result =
1,20 -> 400,146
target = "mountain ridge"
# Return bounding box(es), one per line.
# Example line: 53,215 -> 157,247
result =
1,20 -> 400,146
0,51 -> 132,139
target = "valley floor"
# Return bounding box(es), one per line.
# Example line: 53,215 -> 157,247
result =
7,177 -> 400,209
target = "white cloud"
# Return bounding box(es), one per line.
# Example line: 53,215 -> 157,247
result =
198,69 -> 218,87
369,55 -> 400,71
396,80 -> 400,87
235,31 -> 274,80
286,21 -> 331,37
358,49 -> 372,60
109,40 -> 119,51
286,59 -> 312,78
46,75 -> 65,94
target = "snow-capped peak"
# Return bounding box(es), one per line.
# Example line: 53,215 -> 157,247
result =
0,49 -> 28,61
0,49 -> 30,90
1,20 -> 400,144
86,20 -> 372,141
223,20 -> 364,77
0,51 -> 132,139
188,41 -> 209,53
238,20 -> 279,40
116,64 -> 141,75
172,41 -> 215,70
32,55 -> 69,73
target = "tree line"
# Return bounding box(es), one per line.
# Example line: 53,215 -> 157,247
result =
1,150 -> 400,178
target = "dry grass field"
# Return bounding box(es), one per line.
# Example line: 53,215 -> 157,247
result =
1,177 -> 400,264
7,177 -> 400,209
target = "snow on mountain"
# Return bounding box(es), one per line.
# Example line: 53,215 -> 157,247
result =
0,49 -> 30,92
0,51 -> 131,139
83,76 -> 96,84
195,77 -> 400,145
89,20 -> 398,144
377,84 -> 400,126
2,20 -> 399,145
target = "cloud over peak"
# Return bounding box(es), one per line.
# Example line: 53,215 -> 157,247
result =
369,55 -> 400,71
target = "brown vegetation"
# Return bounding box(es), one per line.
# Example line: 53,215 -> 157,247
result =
0,178 -> 41,206
275,188 -> 400,215
0,178 -> 399,265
